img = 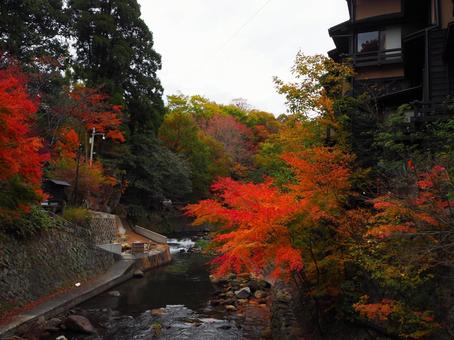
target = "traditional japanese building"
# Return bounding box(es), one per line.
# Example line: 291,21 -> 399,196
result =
329,0 -> 454,116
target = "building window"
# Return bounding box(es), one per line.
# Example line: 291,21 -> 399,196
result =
357,26 -> 401,53
383,26 -> 402,50
357,31 -> 380,52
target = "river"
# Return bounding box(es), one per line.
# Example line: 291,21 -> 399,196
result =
60,234 -> 268,339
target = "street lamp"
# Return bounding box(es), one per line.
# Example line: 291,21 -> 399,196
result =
89,127 -> 105,167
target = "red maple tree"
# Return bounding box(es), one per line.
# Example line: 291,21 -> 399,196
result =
0,65 -> 48,217
55,86 -> 125,143
186,146 -> 354,281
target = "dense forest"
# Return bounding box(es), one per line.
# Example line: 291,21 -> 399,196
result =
1,1 -> 454,338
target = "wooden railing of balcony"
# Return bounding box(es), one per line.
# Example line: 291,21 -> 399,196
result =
352,48 -> 403,67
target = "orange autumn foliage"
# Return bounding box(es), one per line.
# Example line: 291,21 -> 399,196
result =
186,146 -> 354,280
282,146 -> 353,223
54,127 -> 80,160
187,177 -> 302,278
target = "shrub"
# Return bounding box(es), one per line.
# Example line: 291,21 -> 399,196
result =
63,207 -> 91,225
0,205 -> 55,238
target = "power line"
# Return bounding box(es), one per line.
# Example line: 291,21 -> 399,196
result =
198,0 -> 273,72
216,0 -> 273,54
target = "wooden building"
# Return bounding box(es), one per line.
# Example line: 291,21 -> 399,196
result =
42,179 -> 71,213
329,0 -> 454,116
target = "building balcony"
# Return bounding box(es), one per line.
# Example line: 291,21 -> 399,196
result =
352,48 -> 403,67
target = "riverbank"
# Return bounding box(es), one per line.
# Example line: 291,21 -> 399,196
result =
7,235 -> 277,339
0,246 -> 171,338
0,211 -> 173,339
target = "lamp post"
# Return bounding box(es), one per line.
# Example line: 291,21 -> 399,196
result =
89,127 -> 105,167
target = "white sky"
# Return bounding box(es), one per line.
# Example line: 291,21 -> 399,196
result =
138,0 -> 349,116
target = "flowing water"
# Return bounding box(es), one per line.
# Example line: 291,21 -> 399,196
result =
71,235 -> 245,339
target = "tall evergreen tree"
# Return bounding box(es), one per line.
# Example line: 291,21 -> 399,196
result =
0,0 -> 67,62
68,0 -> 164,133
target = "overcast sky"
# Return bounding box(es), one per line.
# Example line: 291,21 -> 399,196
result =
138,0 -> 349,115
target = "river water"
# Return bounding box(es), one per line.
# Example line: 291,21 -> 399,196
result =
71,236 -> 246,339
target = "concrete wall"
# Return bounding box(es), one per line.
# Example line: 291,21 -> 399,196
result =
132,225 -> 168,244
355,0 -> 401,20
97,243 -> 122,255
137,247 -> 172,272
0,221 -> 117,315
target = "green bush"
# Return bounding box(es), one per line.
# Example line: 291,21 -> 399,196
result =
63,207 -> 91,225
0,205 -> 55,238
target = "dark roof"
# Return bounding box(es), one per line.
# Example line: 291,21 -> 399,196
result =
329,20 -> 351,36
47,179 -> 71,186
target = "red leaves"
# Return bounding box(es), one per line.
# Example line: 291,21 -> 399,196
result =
54,128 -> 80,160
282,146 -> 353,224
186,146 -> 353,279
353,298 -> 397,321
186,176 -> 301,278
282,146 -> 352,195
417,180 -> 433,190
366,224 -> 416,238
0,65 -> 48,191
368,165 -> 453,239
59,86 -> 125,142
202,114 -> 254,169
373,200 -> 396,210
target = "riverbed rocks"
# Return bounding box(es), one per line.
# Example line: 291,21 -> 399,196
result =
209,274 -> 228,285
133,269 -> 144,278
44,317 -> 63,330
225,305 -> 237,312
208,272 -> 272,322
64,314 -> 96,334
234,287 -> 251,299
55,336 -> 68,340
254,290 -> 267,299
150,307 -> 166,316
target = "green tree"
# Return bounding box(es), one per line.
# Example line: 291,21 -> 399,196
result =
274,52 -> 354,116
68,0 -> 164,133
159,111 -> 230,198
121,135 -> 192,216
0,0 -> 67,62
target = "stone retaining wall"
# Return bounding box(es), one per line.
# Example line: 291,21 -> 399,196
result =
0,219 -> 117,316
87,211 -> 119,244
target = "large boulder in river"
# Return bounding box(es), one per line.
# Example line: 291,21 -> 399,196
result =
64,315 -> 96,334
234,287 -> 251,299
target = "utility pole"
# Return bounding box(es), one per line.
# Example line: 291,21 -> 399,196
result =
72,143 -> 83,205
89,127 -> 105,167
